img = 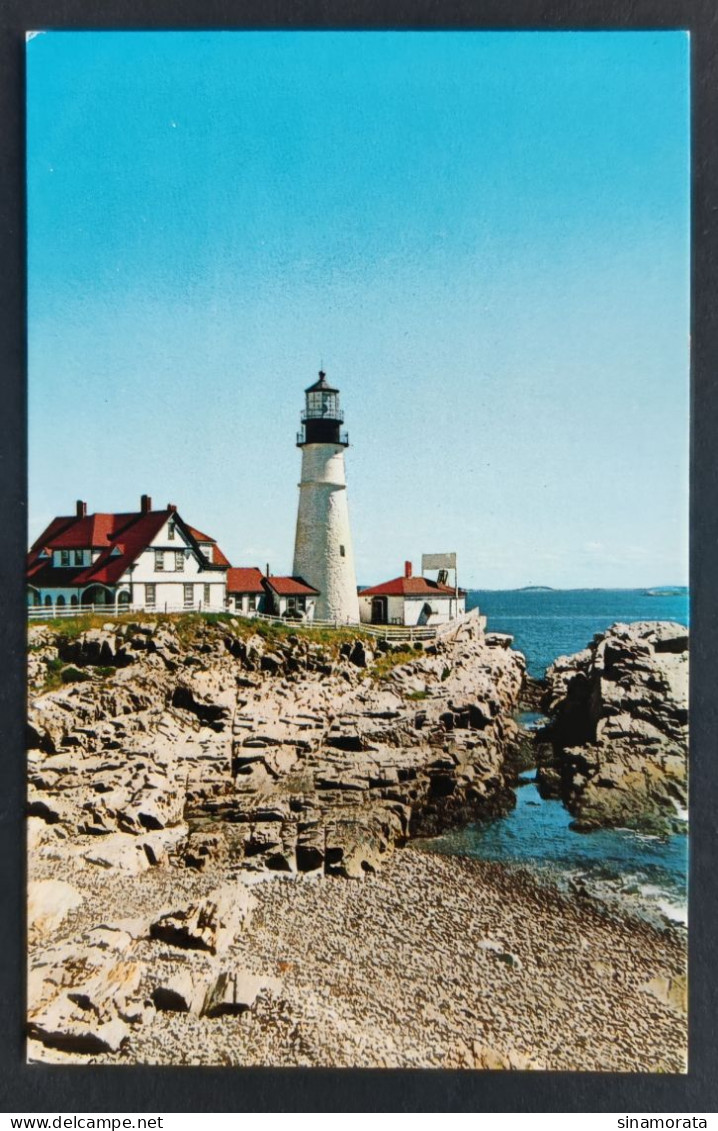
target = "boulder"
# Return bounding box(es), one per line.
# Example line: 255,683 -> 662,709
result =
201,970 -> 281,1017
151,969 -> 200,1013
539,622 -> 688,831
149,886 -> 254,955
27,879 -> 83,937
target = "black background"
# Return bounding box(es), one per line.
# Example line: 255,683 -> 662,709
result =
1,0 -> 716,1113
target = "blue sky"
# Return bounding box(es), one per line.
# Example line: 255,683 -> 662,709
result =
27,30 -> 689,588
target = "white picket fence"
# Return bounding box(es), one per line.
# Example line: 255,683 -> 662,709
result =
27,602 -> 481,643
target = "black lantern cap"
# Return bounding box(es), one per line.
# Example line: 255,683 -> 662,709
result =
305,369 -> 339,394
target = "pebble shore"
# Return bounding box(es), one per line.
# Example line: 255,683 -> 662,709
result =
31,843 -> 686,1071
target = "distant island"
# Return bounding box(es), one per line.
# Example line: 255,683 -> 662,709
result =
515,585 -> 555,592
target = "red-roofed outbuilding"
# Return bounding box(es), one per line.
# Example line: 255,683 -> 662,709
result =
358,561 -> 465,627
263,575 -> 320,619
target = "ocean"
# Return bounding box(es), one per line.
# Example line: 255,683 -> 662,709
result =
424,587 -> 689,926
465,587 -> 689,679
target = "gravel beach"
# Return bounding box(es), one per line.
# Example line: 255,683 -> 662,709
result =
29,840 -> 687,1071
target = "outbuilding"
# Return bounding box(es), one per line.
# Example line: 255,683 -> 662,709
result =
226,567 -> 267,615
358,561 -> 466,627
263,576 -> 319,620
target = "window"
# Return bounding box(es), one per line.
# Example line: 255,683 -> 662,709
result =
183,584 -> 194,608
248,594 -> 257,611
60,550 -> 70,566
203,584 -> 210,605
297,596 -> 306,611
287,596 -> 296,611
168,523 -> 175,540
155,550 -> 165,571
74,550 -> 84,566
175,551 -> 185,572
145,583 -> 156,608
339,545 -> 346,557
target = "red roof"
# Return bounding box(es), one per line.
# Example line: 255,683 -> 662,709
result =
226,566 -> 265,594
360,575 -> 464,598
265,576 -> 319,596
211,545 -> 231,567
184,524 -> 231,567
28,507 -> 227,589
185,524 -> 213,544
32,513 -> 119,551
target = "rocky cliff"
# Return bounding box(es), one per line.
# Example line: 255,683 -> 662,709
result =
28,612 -> 525,878
537,621 -> 688,833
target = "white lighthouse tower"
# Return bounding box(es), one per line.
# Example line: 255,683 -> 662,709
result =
293,371 -> 360,624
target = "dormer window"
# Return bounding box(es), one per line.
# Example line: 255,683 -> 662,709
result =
60,550 -> 70,566
74,550 -> 84,566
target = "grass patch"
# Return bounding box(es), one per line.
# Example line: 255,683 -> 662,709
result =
406,689 -> 429,701
60,665 -> 91,684
39,656 -> 65,693
229,615 -> 373,658
370,647 -> 417,682
30,609 -> 376,661
40,657 -> 92,693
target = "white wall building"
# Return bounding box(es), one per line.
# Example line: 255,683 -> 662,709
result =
27,496 -> 228,612
359,561 -> 466,627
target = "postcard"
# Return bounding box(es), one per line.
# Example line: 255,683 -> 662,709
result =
25,29 -> 689,1071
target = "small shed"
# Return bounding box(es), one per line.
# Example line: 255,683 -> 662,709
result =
358,561 -> 465,627
263,576 -> 319,620
226,567 -> 267,615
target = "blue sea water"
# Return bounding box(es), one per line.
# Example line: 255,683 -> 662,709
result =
425,588 -> 689,925
465,587 -> 689,680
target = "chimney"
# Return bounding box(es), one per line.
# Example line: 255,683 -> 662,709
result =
76,500 -> 87,518
167,503 -> 177,513
141,494 -> 152,514
266,563 -> 271,579
404,561 -> 413,579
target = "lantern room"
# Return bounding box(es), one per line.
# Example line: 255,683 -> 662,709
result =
297,370 -> 349,447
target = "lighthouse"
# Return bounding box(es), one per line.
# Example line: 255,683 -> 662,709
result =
293,371 -> 360,624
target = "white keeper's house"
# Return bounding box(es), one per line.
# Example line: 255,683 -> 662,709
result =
358,561 -> 466,627
27,495 -> 229,612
